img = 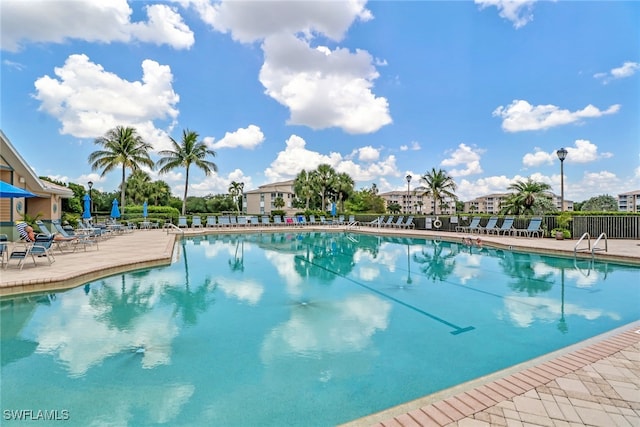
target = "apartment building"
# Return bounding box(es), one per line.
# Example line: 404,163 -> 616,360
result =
378,191 -> 455,214
243,180 -> 298,215
464,192 -> 573,213
618,190 -> 640,212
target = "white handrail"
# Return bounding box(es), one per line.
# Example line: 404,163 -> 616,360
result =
165,223 -> 184,235
592,232 -> 608,254
574,232 -> 591,255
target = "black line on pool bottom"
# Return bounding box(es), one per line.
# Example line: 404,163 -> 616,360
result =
294,255 -> 475,335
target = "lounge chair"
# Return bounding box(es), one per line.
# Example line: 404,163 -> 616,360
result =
478,217 -> 499,234
237,216 -> 248,226
192,216 -> 203,228
319,216 -> 328,226
308,215 -> 318,225
273,216 -> 284,226
390,216 -> 405,228
381,216 -> 395,227
218,216 -> 231,227
297,215 -> 307,226
456,216 -> 481,233
496,216 -> 515,236
51,220 -> 98,251
399,216 -> 415,229
336,215 -> 345,225
6,234 -> 56,270
177,216 -> 188,228
368,216 -> 384,227
206,216 -> 217,227
515,217 -> 544,238
260,215 -> 271,227
0,234 -> 8,268
249,216 -> 259,226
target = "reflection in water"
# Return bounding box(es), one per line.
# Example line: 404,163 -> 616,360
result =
1,232 -> 636,427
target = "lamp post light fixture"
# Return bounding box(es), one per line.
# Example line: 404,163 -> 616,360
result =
556,148 -> 568,212
405,174 -> 412,214
88,180 -> 93,217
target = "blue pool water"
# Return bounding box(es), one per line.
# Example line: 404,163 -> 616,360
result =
1,232 -> 639,426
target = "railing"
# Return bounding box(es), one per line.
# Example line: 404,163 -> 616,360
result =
574,232 -> 591,254
592,232 -> 608,255
164,223 -> 184,236
345,221 -> 360,229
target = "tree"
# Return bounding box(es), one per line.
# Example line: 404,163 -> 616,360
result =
273,197 -> 285,209
89,126 -> 154,211
417,168 -> 457,215
311,164 -> 337,211
157,129 -> 218,215
125,170 -> 152,205
148,180 -> 172,206
501,178 -> 552,215
228,181 -> 244,214
581,194 -> 618,212
334,172 -> 355,212
293,170 -> 314,209
387,202 -> 402,214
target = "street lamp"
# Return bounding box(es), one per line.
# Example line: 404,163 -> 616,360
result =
405,174 -> 412,214
88,180 -> 93,217
556,148 -> 568,211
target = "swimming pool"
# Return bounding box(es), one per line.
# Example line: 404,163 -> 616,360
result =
1,231 -> 639,426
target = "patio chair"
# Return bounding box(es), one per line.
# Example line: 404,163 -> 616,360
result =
273,216 -> 284,226
319,216 -> 328,225
218,216 -> 231,227
399,216 -> 415,229
336,215 -> 345,225
177,216 -> 188,228
249,216 -> 260,226
206,216 -> 217,227
515,217 -> 544,238
495,216 -> 515,236
0,234 -> 8,268
260,215 -> 271,227
368,216 -> 384,227
381,216 -> 395,227
6,234 -> 56,270
191,216 -> 203,228
478,217 -> 499,234
456,216 -> 481,233
237,216 -> 248,226
390,216 -> 405,228
51,220 -> 99,251
297,215 -> 307,226
308,215 -> 318,225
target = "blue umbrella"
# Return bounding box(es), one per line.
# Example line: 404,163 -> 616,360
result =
111,199 -> 121,219
142,201 -> 148,218
331,202 -> 336,217
0,181 -> 36,198
82,194 -> 92,219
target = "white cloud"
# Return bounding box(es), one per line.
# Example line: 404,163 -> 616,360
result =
260,34 -> 391,134
1,1 -> 194,52
400,141 -> 421,151
493,99 -> 620,132
186,0 -> 372,43
186,168 -> 254,197
33,54 -> 179,150
264,134 -> 398,184
356,146 -> 380,162
182,0 -> 389,134
522,140 -> 613,167
474,0 -> 538,29
441,143 -> 484,177
208,125 -> 265,150
594,61 -> 640,84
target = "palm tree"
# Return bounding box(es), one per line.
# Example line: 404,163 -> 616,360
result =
125,170 -> 152,205
502,178 -> 552,215
293,170 -> 314,209
89,126 -> 154,211
334,172 -> 354,212
311,164 -> 337,211
156,129 -> 218,215
417,168 -> 457,215
228,181 -> 244,214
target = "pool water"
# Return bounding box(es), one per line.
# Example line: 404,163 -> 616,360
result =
2,232 -> 639,426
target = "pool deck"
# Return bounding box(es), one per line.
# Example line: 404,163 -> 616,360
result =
1,225 -> 639,426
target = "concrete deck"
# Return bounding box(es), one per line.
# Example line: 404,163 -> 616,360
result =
1,225 -> 638,426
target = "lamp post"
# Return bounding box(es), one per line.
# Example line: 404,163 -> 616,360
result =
406,174 -> 412,214
88,180 -> 93,217
556,148 -> 568,211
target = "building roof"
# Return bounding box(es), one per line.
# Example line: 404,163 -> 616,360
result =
1,129 -> 74,198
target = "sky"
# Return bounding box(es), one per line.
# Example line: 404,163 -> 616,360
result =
1,0 -> 639,203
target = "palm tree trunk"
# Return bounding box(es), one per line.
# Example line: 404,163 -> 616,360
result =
182,166 -> 190,215
121,165 -> 126,213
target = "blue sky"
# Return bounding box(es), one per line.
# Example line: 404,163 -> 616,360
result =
1,0 -> 638,203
